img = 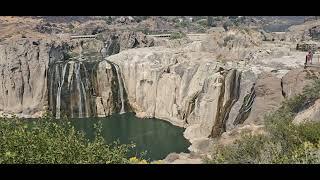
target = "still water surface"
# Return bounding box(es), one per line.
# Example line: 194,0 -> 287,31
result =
69,113 -> 191,161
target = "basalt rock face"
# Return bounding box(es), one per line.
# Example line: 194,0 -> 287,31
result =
0,39 -> 69,117
0,38 -> 126,118
107,47 -> 251,140
243,73 -> 284,125
293,99 -> 320,124
309,25 -> 320,40
104,31 -> 154,56
95,61 -> 127,117
106,44 -> 311,143
225,70 -> 257,130
2,31 -> 319,154
282,67 -> 320,99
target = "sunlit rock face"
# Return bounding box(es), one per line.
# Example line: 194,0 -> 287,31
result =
107,47 -> 252,140
0,39 -> 68,117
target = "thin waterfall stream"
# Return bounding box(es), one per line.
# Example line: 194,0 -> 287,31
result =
56,63 -> 68,119
114,64 -> 125,114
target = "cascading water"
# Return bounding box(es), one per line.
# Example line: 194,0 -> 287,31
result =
48,60 -> 94,119
48,52 -> 127,118
75,63 -> 84,118
82,65 -> 90,118
56,63 -> 68,119
114,64 -> 125,114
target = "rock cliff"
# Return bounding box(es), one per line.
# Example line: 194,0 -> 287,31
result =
0,37 -> 127,118
1,22 -> 320,163
0,38 -> 68,117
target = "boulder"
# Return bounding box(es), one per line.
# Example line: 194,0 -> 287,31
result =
244,73 -> 284,125
293,99 -> 320,124
282,67 -> 320,99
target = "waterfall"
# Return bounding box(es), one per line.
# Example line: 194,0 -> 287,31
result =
75,63 -> 84,118
82,65 -> 90,117
114,64 -> 125,114
49,61 -> 92,119
48,54 -> 114,118
49,66 -> 54,114
67,62 -> 74,90
81,81 -> 89,117
56,63 -> 68,119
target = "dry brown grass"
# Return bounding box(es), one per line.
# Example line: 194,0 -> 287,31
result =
0,16 -> 56,42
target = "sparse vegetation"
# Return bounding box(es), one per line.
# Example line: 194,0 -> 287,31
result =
170,31 -> 186,40
133,16 -> 150,23
105,16 -> 113,25
197,19 -> 208,27
223,35 -> 236,46
175,21 -> 190,28
206,79 -> 320,164
223,21 -> 233,31
68,23 -> 74,29
216,54 -> 224,60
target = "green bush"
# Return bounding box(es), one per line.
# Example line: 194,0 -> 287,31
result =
223,35 -> 236,47
175,21 -> 189,28
206,79 -> 320,164
68,23 -> 74,29
0,114 -> 136,164
104,16 -> 113,25
170,32 -> 186,40
197,19 -> 208,27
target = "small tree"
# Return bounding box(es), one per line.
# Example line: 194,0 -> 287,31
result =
105,16 -> 113,25
170,32 -> 186,40
207,16 -> 214,27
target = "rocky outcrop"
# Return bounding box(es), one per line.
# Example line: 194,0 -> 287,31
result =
3,23 -> 320,163
282,67 -> 320,99
103,34 -> 121,56
296,41 -> 318,51
163,152 -> 203,164
217,124 -> 265,146
119,31 -> 154,51
309,25 -> 320,40
226,70 -> 257,130
104,31 -> 154,56
95,61 -> 121,117
0,38 -> 69,117
0,38 -> 127,118
243,73 -> 284,125
293,99 -> 320,124
74,20 -> 109,35
107,47 -> 256,141
35,22 -> 63,34
284,68 -> 320,124
105,38 -> 311,146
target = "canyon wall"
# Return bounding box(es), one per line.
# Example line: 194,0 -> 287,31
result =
107,47 -> 262,140
0,39 -> 67,117
1,34 -> 319,147
0,38 -> 126,118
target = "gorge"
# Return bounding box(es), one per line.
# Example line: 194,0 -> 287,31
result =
1,16 -> 320,163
